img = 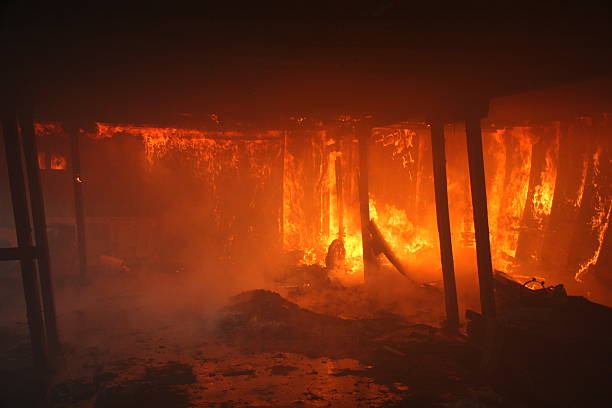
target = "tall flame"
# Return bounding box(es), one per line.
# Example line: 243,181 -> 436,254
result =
532,125 -> 559,219
575,148 -> 611,282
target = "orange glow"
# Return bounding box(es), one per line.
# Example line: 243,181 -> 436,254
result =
32,119 -> 606,289
490,127 -> 533,270
50,154 -> 67,170
370,198 -> 432,257
373,127 -> 416,170
94,122 -> 281,176
576,204 -> 611,282
532,125 -> 559,219
575,148 -> 611,282
34,122 -> 66,137
37,152 -> 46,169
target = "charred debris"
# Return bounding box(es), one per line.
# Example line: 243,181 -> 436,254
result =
1,4 -> 612,408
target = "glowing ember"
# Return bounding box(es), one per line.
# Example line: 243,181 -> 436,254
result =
34,122 -> 66,137
50,154 -> 67,170
373,127 -> 417,171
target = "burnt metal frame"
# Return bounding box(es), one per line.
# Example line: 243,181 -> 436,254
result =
1,103 -> 60,374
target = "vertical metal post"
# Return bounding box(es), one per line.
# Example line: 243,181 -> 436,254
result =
19,107 -> 60,355
465,118 -> 496,318
430,121 -> 460,331
357,122 -> 375,282
1,109 -> 48,372
279,130 -> 287,245
335,155 -> 344,238
69,128 -> 87,278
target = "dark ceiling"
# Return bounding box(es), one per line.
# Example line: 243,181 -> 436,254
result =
2,1 -> 612,126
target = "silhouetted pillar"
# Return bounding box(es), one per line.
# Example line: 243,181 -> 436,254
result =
465,118 -> 496,319
279,131 -> 287,244
357,122 -> 376,282
1,108 -> 48,372
69,127 -> 88,278
335,155 -> 344,238
430,121 -> 460,331
19,106 -> 60,356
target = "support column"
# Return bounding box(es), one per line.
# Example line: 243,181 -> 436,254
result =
357,122 -> 375,282
1,109 -> 48,372
430,121 -> 460,331
335,155 -> 344,238
279,131 -> 287,245
465,118 -> 496,319
19,107 -> 60,355
69,128 -> 87,278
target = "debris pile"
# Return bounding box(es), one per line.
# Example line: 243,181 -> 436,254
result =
217,289 -> 359,358
467,272 -> 612,406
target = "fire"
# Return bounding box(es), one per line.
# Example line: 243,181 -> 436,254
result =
532,126 -> 559,218
369,199 -> 432,258
94,123 -> 281,182
575,148 -> 611,282
283,145 -> 308,250
573,155 -> 590,208
489,126 -> 533,268
576,204 -> 611,282
50,154 -> 67,170
34,122 -> 66,137
373,127 -> 417,171
283,129 -> 365,276
30,118 -> 607,290
486,128 -> 509,269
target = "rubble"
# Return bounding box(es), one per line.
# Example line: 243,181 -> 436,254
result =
94,361 -> 196,408
466,271 -> 612,406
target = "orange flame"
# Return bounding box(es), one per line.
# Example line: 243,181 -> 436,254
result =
532,126 -> 559,218
50,154 -> 67,170
575,148 -> 611,282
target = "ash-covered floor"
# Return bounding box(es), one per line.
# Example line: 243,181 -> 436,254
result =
1,263 -> 610,408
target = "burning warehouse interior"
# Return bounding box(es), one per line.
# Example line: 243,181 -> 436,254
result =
1,2 -> 611,407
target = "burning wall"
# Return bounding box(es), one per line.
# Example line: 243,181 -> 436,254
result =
26,116 -> 611,300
